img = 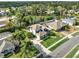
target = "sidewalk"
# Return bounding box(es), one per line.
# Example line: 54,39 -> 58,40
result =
73,50 -> 79,58
47,30 -> 79,49
31,39 -> 51,57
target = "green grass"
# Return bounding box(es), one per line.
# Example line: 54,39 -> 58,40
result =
26,46 -> 39,58
72,31 -> 79,36
65,45 -> 79,58
41,36 -> 62,48
49,38 -> 69,51
76,54 -> 79,58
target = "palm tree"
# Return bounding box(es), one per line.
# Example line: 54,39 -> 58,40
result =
15,7 -> 27,28
11,29 -> 35,58
9,7 -> 16,16
57,6 -> 64,19
7,18 -> 15,27
19,39 -> 33,58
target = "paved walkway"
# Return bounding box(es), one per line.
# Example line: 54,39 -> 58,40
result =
73,50 -> 79,58
49,34 -> 79,58
31,39 -> 51,57
67,35 -> 73,38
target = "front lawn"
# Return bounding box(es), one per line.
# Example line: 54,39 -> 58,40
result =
49,38 -> 69,51
41,35 -> 63,48
65,45 -> 79,58
72,31 -> 79,36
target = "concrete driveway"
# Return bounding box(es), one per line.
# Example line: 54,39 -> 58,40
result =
49,34 -> 79,58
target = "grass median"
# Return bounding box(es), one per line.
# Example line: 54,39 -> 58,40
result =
65,45 -> 79,58
76,54 -> 79,58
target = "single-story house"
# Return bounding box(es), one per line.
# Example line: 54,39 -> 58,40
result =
28,17 -> 76,39
0,17 -> 9,28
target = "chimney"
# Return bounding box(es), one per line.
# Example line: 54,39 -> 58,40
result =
57,20 -> 62,30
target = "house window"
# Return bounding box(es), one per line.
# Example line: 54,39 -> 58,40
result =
39,29 -> 42,32
44,28 -> 49,32
1,50 -> 8,54
36,30 -> 39,33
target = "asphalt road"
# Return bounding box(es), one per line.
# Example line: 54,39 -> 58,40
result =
49,34 -> 79,58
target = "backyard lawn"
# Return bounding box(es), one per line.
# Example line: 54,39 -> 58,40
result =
41,35 -> 63,48
65,45 -> 79,58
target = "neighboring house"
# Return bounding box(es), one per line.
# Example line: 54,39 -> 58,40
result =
0,40 -> 15,57
62,17 -> 76,26
11,7 -> 16,11
68,9 -> 79,14
0,10 -> 9,16
0,32 -> 19,57
0,8 -> 10,16
68,10 -> 75,14
0,17 -> 9,27
45,18 -> 76,30
29,24 -> 50,40
46,10 -> 54,14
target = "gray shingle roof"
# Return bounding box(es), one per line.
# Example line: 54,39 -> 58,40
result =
0,40 -> 15,54
62,18 -> 75,25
